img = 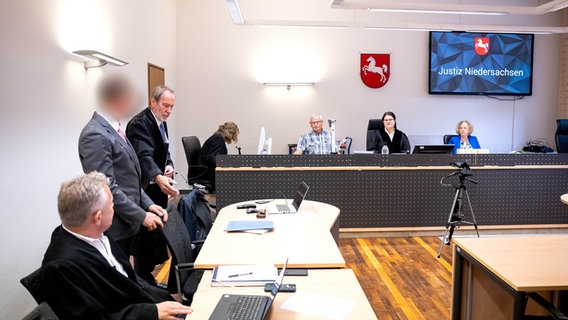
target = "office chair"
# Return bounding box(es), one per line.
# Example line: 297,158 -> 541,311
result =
159,203 -> 205,306
20,268 -> 44,304
181,136 -> 211,189
523,292 -> 568,320
22,302 -> 59,320
444,135 -> 457,144
366,119 -> 384,151
555,119 -> 568,153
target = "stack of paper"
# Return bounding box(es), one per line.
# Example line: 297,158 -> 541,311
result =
225,220 -> 274,233
211,264 -> 278,287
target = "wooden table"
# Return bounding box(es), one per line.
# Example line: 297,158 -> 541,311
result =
561,193 -> 568,205
451,235 -> 568,320
187,269 -> 377,320
194,200 -> 345,269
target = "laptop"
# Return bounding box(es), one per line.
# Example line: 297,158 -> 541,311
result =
208,259 -> 288,320
265,181 -> 310,214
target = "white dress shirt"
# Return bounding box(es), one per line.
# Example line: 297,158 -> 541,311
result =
63,225 -> 128,277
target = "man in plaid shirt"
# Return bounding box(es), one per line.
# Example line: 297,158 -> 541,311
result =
294,114 -> 338,155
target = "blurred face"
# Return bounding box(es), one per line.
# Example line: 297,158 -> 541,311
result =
309,117 -> 323,134
150,91 -> 175,122
459,122 -> 470,137
106,91 -> 136,120
383,115 -> 396,131
98,185 -> 114,232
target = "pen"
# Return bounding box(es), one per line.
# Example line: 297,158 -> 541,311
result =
228,272 -> 253,278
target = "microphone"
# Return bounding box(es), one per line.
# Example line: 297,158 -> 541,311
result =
235,145 -> 242,155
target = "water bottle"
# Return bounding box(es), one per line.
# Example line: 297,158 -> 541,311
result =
381,145 -> 389,155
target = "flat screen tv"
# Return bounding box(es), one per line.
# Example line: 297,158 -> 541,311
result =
429,31 -> 534,96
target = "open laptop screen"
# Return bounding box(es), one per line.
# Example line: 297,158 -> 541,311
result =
262,259 -> 288,316
292,182 -> 310,210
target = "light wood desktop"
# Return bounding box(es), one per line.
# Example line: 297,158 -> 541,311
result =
187,269 -> 377,320
451,235 -> 568,320
193,200 -> 345,269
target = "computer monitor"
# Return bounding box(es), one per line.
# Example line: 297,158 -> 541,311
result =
412,144 -> 455,154
257,127 -> 272,155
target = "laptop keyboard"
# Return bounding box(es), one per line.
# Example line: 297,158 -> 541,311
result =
228,295 -> 265,320
276,204 -> 292,212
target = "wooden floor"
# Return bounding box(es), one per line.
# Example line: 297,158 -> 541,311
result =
340,237 -> 453,320
156,236 -> 454,319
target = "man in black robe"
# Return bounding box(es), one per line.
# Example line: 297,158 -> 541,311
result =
39,172 -> 193,320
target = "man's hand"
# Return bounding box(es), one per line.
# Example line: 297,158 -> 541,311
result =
142,212 -> 163,231
164,165 -> 174,178
148,204 -> 168,222
156,301 -> 193,320
155,174 -> 179,197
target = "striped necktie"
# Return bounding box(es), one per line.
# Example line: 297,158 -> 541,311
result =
159,123 -> 168,143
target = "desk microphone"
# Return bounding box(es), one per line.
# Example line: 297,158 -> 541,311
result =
235,145 -> 242,155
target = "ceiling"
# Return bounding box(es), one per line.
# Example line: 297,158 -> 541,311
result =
227,0 -> 568,33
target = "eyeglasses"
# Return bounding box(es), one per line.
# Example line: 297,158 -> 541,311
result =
309,121 -> 323,125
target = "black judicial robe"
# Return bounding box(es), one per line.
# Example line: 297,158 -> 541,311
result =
40,226 -> 173,320
200,133 -> 227,190
369,129 -> 411,154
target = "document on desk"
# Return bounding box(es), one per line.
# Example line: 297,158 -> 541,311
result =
225,220 -> 274,232
280,292 -> 355,320
211,264 -> 278,287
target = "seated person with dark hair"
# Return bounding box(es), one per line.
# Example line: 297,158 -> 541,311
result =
368,111 -> 411,154
40,172 -> 193,320
201,122 -> 239,191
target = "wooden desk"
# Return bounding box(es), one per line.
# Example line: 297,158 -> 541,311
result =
187,269 -> 377,320
451,236 -> 568,320
561,193 -> 568,205
194,200 -> 345,269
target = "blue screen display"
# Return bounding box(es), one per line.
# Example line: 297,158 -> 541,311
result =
429,31 -> 534,96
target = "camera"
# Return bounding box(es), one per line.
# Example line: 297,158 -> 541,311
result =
450,161 -> 472,176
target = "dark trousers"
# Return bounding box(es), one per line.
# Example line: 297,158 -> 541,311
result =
131,226 -> 169,285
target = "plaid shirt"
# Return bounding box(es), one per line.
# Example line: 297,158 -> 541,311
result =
296,130 -> 337,154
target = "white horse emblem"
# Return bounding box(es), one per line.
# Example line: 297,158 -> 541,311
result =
475,38 -> 489,54
362,56 -> 388,83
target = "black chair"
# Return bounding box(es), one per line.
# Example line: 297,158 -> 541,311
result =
366,119 -> 384,151
158,204 -> 204,305
523,292 -> 568,320
20,268 -> 44,304
555,119 -> 568,153
22,302 -> 58,320
443,134 -> 457,144
181,136 -> 211,189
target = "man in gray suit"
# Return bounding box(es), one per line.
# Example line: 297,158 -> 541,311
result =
78,74 -> 168,284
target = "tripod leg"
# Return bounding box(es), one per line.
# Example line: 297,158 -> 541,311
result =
438,187 -> 462,258
464,190 -> 480,238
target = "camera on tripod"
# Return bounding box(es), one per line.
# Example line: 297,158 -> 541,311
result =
437,161 -> 480,258
450,161 -> 472,177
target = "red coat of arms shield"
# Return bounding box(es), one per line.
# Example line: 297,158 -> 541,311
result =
474,37 -> 490,56
360,53 -> 390,89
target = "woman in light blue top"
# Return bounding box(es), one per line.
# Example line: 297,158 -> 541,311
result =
448,120 -> 481,154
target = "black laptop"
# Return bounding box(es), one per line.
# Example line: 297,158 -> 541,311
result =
208,259 -> 288,320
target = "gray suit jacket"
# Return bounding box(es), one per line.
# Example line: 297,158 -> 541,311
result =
78,112 -> 153,240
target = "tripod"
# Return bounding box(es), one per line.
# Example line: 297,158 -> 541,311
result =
437,169 -> 480,258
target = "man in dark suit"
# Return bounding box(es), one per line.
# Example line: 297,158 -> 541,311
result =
126,86 -> 178,281
40,172 -> 193,320
127,86 -> 178,208
78,74 -> 168,284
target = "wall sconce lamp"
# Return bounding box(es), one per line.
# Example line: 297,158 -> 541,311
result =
262,82 -> 315,90
72,50 -> 128,69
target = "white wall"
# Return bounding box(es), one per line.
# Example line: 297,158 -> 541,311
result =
0,0 -> 177,318
0,0 -> 562,318
173,1 -> 561,178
